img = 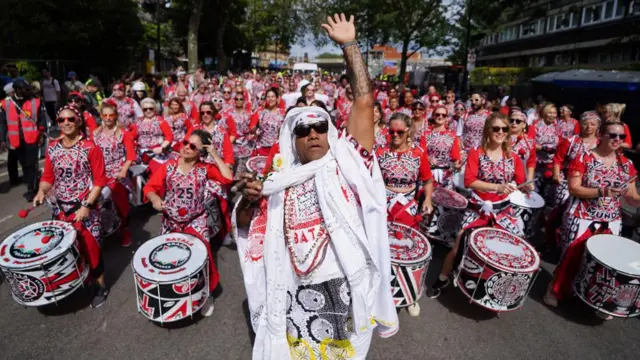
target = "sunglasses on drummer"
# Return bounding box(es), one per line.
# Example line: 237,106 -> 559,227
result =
200,110 -> 214,115
606,133 -> 626,140
293,121 -> 329,137
492,126 -> 509,133
143,107 -> 155,112
510,118 -> 524,124
389,129 -> 406,136
182,140 -> 199,151
433,113 -> 447,118
57,116 -> 77,124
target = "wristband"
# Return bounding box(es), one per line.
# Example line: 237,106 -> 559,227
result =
340,40 -> 359,50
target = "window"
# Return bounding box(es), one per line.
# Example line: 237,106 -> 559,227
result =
631,1 -> 640,15
498,26 -> 518,43
583,1 -> 624,25
520,19 -> 544,38
548,11 -> 579,32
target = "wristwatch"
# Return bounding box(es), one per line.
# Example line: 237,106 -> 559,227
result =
81,200 -> 92,208
340,40 -> 359,50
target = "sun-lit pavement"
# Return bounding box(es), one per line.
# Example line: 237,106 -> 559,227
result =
0,174 -> 638,360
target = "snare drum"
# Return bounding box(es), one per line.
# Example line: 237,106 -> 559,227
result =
246,156 -> 267,175
421,187 -> 468,245
129,164 -> 148,206
388,222 -> 432,307
509,191 -> 545,240
574,234 -> 640,318
455,227 -> 540,312
132,233 -> 209,323
0,221 -> 88,306
99,187 -> 121,238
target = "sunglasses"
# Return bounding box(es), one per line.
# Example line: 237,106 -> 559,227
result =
143,107 -> 155,112
510,118 -> 524,124
101,114 -> 117,119
606,133 -> 627,140
201,110 -> 214,115
223,91 -> 231,94
433,113 -> 447,118
293,121 -> 329,137
414,107 -> 425,111
235,98 -> 244,101
492,126 -> 509,133
455,107 -> 465,111
389,130 -> 406,136
57,116 -> 77,124
182,140 -> 199,151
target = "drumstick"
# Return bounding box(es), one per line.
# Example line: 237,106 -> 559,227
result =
517,179 -> 536,190
18,205 -> 37,219
620,174 -> 638,188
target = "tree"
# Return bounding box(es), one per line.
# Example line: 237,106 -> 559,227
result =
187,0 -> 205,72
316,52 -> 343,59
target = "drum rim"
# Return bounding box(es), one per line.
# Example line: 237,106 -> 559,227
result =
586,234 -> 640,277
508,190 -> 545,209
388,222 -> 432,264
432,187 -> 469,209
132,233 -> 208,282
468,227 -> 540,273
0,221 -> 78,270
133,261 -> 208,288
246,156 -> 267,173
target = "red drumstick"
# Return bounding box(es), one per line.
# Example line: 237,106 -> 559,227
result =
18,205 -> 37,219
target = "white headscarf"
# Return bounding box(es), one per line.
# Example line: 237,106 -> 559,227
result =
236,107 -> 398,359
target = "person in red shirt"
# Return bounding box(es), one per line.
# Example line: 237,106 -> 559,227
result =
509,108 -> 536,183
92,103 -> 137,247
411,101 -> 428,144
603,103 -> 632,148
130,98 -> 173,157
249,88 -> 285,156
225,92 -> 255,176
67,92 -> 98,134
373,102 -> 389,150
164,97 -> 193,150
175,86 -> 198,123
397,90 -> 414,117
423,105 -> 461,189
336,84 -> 353,128
528,103 -> 560,205
557,104 -> 580,139
188,101 -> 235,167
33,105 -> 109,308
144,129 -> 233,317
544,122 -> 640,319
427,113 -> 531,299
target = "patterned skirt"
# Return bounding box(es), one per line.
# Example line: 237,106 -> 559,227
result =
385,188 -> 420,229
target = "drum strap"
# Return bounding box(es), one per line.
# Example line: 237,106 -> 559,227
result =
163,210 -> 206,226
56,200 -> 82,217
468,199 -> 510,212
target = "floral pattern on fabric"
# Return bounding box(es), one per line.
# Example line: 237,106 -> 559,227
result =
461,109 -> 491,149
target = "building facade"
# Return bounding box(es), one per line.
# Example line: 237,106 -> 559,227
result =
477,0 -> 640,68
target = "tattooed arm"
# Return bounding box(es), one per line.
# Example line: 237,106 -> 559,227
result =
322,13 -> 374,152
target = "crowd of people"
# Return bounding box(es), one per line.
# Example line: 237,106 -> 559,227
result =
1,13 -> 638,360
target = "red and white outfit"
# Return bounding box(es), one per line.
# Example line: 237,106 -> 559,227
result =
553,135 -> 596,207
510,134 -> 536,171
556,117 -> 580,139
143,159 -> 233,292
457,109 -> 491,150
225,109 -> 254,176
93,128 -> 137,221
190,92 -> 211,111
528,119 -> 560,204
41,137 -> 107,277
374,126 -> 389,151
376,145 -> 433,229
164,113 -> 193,147
249,107 -> 285,156
397,107 -> 412,118
462,148 -> 526,237
110,97 -> 142,130
422,129 -> 461,189
550,152 -> 636,300
336,99 -> 353,129
188,122 -> 235,166
130,116 -> 173,152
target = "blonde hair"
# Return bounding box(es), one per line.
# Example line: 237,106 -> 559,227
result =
389,112 -> 413,144
605,103 -> 626,122
541,102 -> 557,119
96,103 -> 123,137
140,97 -> 156,108
481,112 -> 512,157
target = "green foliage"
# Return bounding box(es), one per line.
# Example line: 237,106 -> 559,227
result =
15,62 -> 41,82
316,53 -> 343,59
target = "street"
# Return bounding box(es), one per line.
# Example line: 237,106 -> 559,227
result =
0,172 -> 639,360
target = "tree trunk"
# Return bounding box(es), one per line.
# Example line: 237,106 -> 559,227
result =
399,39 -> 410,87
215,18 -> 229,72
187,0 -> 204,72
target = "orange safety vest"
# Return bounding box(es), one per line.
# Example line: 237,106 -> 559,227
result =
3,97 -> 41,148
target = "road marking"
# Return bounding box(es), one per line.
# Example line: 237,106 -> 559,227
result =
0,215 -> 13,223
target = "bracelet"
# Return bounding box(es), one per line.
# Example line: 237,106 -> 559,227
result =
340,40 -> 359,50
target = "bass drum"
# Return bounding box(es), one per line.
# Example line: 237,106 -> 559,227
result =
388,222 -> 432,307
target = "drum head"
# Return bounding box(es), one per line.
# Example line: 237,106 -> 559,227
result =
133,233 -> 208,282
0,221 -> 76,270
433,187 -> 468,209
509,190 -> 544,209
587,235 -> 640,276
246,156 -> 267,174
469,227 -> 539,273
388,222 -> 431,265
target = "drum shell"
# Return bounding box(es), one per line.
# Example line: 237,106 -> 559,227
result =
510,192 -> 544,240
133,263 -> 208,323
388,222 -> 432,307
573,249 -> 640,318
0,241 -> 88,306
100,197 -> 121,238
456,233 -> 538,312
422,204 -> 465,245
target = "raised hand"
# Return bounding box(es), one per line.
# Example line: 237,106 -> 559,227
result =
321,13 -> 356,45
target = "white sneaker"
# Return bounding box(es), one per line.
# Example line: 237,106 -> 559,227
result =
407,303 -> 420,317
201,297 -> 215,317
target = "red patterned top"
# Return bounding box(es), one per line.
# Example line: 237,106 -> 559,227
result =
165,113 -> 193,143
190,92 -> 212,110
92,129 -> 137,179
556,118 -> 580,139
464,147 -> 526,202
374,126 -> 389,150
554,135 -> 596,174
337,99 -> 353,128
528,119 -> 559,165
41,137 -> 108,203
375,145 -> 433,189
421,129 -> 461,168
510,135 -> 536,169
130,116 -> 174,150
111,97 -> 139,130
188,122 -> 235,165
144,159 -> 232,222
225,110 -> 254,158
460,109 -> 491,150
568,152 -> 637,221
249,108 -> 285,149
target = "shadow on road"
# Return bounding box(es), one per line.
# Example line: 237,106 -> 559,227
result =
242,299 -> 256,346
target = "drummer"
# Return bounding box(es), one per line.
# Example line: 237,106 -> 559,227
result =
248,88 -> 285,156
188,101 -> 235,167
544,122 -> 640,319
164,97 -> 193,149
376,112 -> 433,235
528,103 -> 559,206
129,98 -> 174,170
144,129 -> 233,317
373,101 -> 389,150
92,102 -> 137,247
509,108 -> 536,183
547,111 -> 600,245
422,105 -> 461,189
33,105 -> 109,308
426,113 -> 532,299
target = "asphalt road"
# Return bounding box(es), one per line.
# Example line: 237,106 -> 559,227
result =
0,170 -> 639,360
